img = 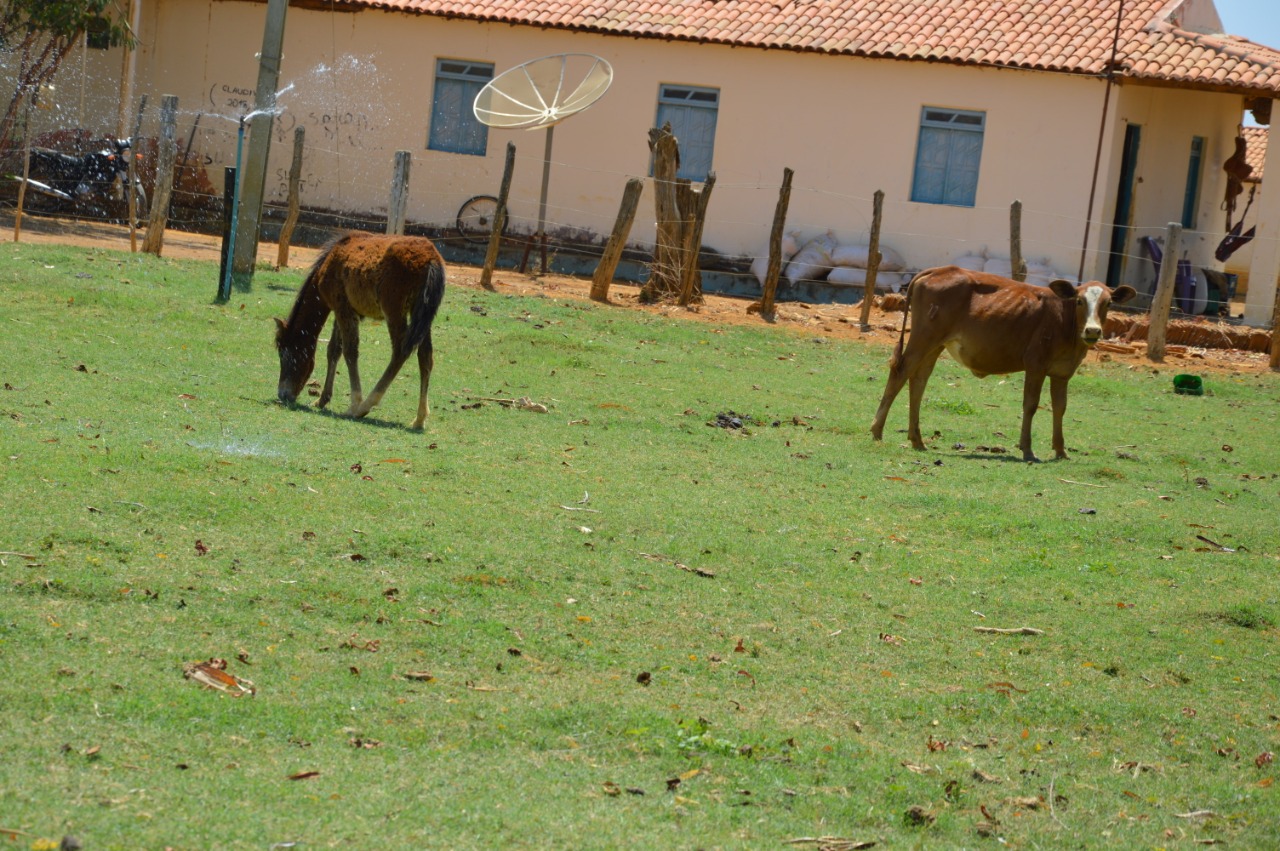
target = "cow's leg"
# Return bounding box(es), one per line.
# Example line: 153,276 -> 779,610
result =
352,314 -> 412,421
905,351 -> 942,451
317,319 -> 343,409
870,363 -> 910,442
410,332 -> 434,430
1049,375 -> 1070,460
1020,371 -> 1048,462
333,309 -> 364,416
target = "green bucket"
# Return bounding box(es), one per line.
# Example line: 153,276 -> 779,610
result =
1173,374 -> 1204,396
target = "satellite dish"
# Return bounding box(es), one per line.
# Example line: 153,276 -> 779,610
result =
472,54 -> 614,273
474,53 -> 613,131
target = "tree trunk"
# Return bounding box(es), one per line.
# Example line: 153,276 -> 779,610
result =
677,172 -> 716,306
640,123 -> 681,303
0,32 -> 76,152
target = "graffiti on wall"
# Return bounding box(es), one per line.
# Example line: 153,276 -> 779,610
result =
205,81 -> 382,202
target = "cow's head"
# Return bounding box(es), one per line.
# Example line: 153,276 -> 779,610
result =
1050,280 -> 1136,346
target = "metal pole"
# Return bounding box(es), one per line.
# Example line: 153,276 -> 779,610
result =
1078,0 -> 1125,282
220,119 -> 246,301
537,124 -> 554,273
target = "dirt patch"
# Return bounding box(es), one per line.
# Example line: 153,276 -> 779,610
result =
4,211 -> 1274,376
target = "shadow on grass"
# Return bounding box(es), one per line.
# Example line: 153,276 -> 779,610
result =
273,398 -> 427,434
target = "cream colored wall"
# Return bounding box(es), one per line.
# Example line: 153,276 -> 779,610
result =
38,0 -> 1247,290
1100,84 -> 1246,294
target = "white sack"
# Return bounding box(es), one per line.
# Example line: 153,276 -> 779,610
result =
827,266 -> 908,292
750,231 -> 803,285
830,243 -> 907,271
785,231 -> 838,284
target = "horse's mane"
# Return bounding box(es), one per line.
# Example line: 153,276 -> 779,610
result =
281,232 -> 359,334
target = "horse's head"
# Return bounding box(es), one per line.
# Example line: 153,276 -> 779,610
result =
274,317 -> 315,404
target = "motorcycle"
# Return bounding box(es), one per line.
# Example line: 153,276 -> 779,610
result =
16,137 -> 147,226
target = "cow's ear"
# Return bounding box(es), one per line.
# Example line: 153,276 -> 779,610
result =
1049,279 -> 1076,299
1111,285 -> 1137,304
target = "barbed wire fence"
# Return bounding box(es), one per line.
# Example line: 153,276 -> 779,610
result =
6,96 -> 1277,338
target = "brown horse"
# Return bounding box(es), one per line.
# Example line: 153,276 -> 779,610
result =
274,232 -> 446,429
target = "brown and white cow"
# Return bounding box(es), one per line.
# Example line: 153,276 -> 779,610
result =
869,266 -> 1136,461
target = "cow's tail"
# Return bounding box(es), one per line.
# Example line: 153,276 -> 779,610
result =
889,272 -> 922,375
403,257 -> 446,358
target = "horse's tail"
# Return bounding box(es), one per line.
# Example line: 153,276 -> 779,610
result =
402,256 -> 446,358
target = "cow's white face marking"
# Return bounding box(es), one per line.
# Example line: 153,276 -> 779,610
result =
1081,285 -> 1107,343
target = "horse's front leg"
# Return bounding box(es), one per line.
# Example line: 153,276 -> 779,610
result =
334,310 -> 364,416
317,319 -> 343,409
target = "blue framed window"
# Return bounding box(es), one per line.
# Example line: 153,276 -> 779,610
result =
1181,136 -> 1206,229
910,107 -> 986,207
427,59 -> 493,156
654,84 -> 719,181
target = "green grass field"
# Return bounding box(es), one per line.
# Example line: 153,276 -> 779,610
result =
2,241 -> 1278,849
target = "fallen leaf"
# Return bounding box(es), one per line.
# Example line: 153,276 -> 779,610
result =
182,659 -> 255,697
1005,796 -> 1044,809
902,762 -> 935,774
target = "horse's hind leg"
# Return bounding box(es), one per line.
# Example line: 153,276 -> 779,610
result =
317,319 -> 343,409
410,333 -> 434,430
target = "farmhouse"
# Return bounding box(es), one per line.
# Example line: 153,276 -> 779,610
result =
9,0 -> 1280,321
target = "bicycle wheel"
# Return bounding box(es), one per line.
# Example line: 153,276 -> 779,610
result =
456,194 -> 508,244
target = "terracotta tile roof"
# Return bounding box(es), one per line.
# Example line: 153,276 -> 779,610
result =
336,0 -> 1280,96
1243,126 -> 1267,181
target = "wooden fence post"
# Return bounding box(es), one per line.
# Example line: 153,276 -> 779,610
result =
1270,292 -> 1280,371
143,95 -> 179,256
387,150 -> 411,236
590,177 -> 644,302
677,172 -> 716,307
640,123 -> 681,303
13,97 -> 33,243
480,142 -> 516,292
128,94 -> 147,253
276,126 -> 305,269
858,190 -> 885,331
1147,222 -> 1182,361
752,167 -> 794,319
1010,199 -> 1027,282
